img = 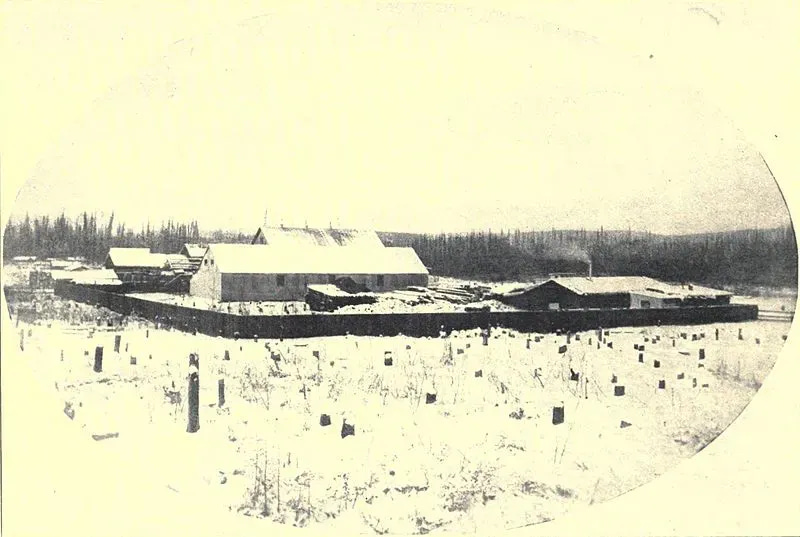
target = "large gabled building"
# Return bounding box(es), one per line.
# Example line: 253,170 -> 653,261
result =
189,243 -> 429,302
499,276 -> 732,311
250,225 -> 385,249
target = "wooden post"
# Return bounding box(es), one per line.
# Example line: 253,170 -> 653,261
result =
93,346 -> 103,372
715,328 -> 719,341
277,461 -> 281,515
187,353 -> 200,433
218,378 -> 225,407
262,453 -> 269,516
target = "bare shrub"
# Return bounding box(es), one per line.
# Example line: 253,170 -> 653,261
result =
441,463 -> 498,513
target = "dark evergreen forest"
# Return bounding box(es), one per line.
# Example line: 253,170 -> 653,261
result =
2,213 -> 247,262
3,213 -> 796,288
380,226 -> 797,288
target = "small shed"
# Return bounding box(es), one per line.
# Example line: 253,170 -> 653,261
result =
629,290 -> 682,309
179,244 -> 208,273
165,254 -> 195,273
104,248 -> 169,283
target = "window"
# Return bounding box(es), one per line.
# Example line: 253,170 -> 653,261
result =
210,259 -> 214,266
377,275 -> 385,287
641,301 -> 651,309
204,258 -> 208,266
277,274 -> 285,287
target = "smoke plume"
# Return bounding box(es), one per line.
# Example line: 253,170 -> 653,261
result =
543,244 -> 591,264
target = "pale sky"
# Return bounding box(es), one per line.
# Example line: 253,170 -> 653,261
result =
2,2 -> 795,235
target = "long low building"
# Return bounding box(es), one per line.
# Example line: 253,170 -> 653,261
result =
104,247 -> 169,277
499,276 -> 732,311
189,243 -> 429,302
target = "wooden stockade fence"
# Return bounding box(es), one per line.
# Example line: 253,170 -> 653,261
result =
55,281 -> 759,340
758,309 -> 794,323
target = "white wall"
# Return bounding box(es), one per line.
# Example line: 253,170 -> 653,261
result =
189,254 -> 221,300
217,272 -> 429,302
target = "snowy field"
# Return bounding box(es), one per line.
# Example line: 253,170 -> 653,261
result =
5,290 -> 794,534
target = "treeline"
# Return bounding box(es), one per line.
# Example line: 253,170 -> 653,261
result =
2,212 -> 250,263
380,226 -> 798,287
4,214 -> 796,288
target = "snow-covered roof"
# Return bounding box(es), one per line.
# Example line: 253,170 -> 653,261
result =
181,244 -> 207,258
549,276 -> 731,297
56,268 -> 121,285
251,226 -> 385,248
63,262 -> 89,271
206,244 -> 428,275
106,248 -> 168,269
50,270 -> 79,281
165,254 -> 194,270
629,289 -> 685,300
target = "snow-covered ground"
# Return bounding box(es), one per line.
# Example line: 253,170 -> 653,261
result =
3,290 -> 793,534
127,291 -> 518,315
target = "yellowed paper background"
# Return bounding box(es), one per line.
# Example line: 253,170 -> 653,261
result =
2,2 -> 798,535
